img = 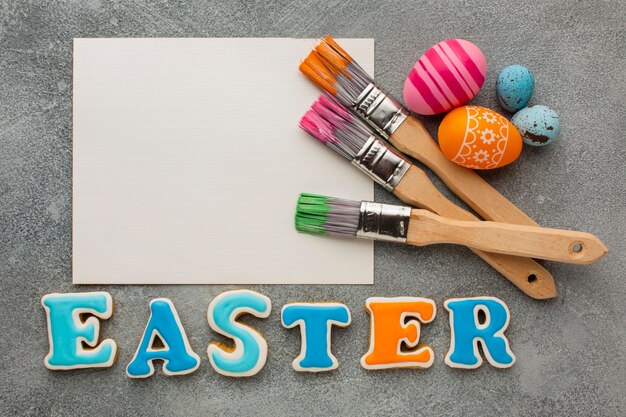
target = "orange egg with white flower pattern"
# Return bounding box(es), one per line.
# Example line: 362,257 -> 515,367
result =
438,106 -> 522,169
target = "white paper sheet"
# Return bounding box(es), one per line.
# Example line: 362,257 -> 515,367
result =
73,38 -> 374,284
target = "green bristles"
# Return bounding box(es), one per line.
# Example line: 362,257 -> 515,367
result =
295,193 -> 330,235
294,193 -> 361,237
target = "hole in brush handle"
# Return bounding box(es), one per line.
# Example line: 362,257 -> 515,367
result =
571,242 -> 584,253
568,241 -> 585,260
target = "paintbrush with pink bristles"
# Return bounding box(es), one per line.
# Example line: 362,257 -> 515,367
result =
298,96 -> 607,298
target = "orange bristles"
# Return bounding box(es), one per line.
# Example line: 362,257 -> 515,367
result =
316,36 -> 352,74
300,36 -> 353,96
300,35 -> 372,105
300,35 -> 352,95
323,35 -> 353,63
299,52 -> 338,95
315,44 -> 350,76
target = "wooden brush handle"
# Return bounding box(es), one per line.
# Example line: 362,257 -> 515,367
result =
394,166 -> 556,299
391,116 -> 538,225
407,209 -> 608,265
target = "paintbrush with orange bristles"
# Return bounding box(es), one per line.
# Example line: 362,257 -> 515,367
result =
300,36 -> 544,228
299,95 -> 558,298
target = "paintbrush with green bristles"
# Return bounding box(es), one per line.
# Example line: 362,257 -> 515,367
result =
295,193 -> 607,265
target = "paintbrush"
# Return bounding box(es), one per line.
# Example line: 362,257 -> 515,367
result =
295,194 -> 607,265
300,36 -> 542,227
299,95 -> 556,298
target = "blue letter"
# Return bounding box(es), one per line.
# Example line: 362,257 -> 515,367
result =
281,303 -> 351,372
41,292 -> 117,370
126,298 -> 200,378
444,297 -> 515,369
207,290 -> 271,377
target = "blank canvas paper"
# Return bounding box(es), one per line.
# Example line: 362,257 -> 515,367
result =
73,38 -> 374,284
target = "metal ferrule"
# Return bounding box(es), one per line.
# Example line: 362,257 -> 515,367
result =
357,201 -> 411,243
351,137 -> 411,191
353,83 -> 409,138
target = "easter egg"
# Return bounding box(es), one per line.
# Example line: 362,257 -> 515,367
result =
496,65 -> 535,112
438,106 -> 523,169
511,105 -> 560,146
403,39 -> 487,115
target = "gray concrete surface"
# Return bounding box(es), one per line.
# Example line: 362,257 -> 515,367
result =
1,0 -> 624,415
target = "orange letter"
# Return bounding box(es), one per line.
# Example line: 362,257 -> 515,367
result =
360,297 -> 436,370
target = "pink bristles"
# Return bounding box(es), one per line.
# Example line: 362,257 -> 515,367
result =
311,95 -> 353,126
299,110 -> 337,144
299,95 -> 374,161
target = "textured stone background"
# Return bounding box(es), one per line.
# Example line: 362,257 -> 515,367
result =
1,0 -> 624,416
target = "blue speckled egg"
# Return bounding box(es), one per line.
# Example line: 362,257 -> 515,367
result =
511,105 -> 560,146
496,65 -> 535,112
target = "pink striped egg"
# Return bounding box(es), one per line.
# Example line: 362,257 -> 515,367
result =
403,39 -> 487,115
